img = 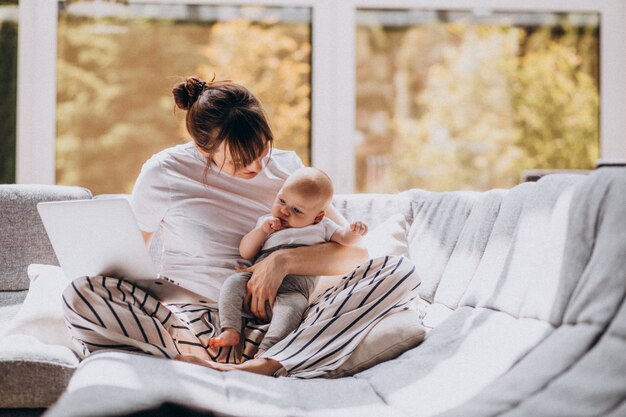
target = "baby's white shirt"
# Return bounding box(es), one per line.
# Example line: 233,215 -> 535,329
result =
256,215 -> 341,252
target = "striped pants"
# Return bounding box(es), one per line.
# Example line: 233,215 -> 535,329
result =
62,255 -> 420,378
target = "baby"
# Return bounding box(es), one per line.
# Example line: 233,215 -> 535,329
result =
209,167 -> 368,356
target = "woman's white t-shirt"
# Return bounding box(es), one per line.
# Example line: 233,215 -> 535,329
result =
130,142 -> 304,302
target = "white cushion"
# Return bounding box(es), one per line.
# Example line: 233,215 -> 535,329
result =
5,264 -> 81,354
327,308 -> 425,378
362,213 -> 410,260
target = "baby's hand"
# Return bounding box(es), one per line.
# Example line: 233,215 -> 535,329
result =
349,221 -> 368,236
262,217 -> 283,234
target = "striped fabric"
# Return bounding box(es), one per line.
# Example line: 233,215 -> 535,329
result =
62,255 -> 420,378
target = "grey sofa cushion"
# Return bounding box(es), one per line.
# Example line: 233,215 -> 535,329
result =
0,335 -> 78,408
355,306 -> 555,416
0,290 -> 28,336
0,185 -> 92,291
43,351 -> 400,417
406,172 -> 589,323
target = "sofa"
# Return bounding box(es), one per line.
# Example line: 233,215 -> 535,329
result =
1,167 -> 625,417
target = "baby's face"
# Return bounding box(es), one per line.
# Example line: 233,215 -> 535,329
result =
271,184 -> 326,229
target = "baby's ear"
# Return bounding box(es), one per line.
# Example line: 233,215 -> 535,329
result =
313,211 -> 325,224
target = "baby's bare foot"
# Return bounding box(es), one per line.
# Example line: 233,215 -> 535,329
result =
254,348 -> 265,359
209,328 -> 240,348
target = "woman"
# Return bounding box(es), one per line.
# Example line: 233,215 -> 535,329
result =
62,76 -> 420,378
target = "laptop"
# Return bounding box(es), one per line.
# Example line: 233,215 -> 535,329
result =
37,198 -> 214,305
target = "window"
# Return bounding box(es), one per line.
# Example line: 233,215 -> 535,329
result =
56,3 -> 311,194
16,1 -> 626,193
356,9 -> 599,192
0,2 -> 18,184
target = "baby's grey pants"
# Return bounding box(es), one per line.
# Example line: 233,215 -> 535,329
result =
219,271 -> 318,351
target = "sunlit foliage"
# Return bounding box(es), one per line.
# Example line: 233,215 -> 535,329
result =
56,14 -> 310,194
357,21 -> 599,192
56,11 -> 598,194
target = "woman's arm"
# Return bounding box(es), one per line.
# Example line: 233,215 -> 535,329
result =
281,241 -> 368,276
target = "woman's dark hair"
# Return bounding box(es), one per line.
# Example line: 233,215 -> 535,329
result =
172,76 -> 273,172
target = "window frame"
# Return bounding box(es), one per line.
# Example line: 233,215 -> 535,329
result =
17,0 -> 626,193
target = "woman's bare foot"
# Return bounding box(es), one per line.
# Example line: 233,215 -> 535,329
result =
176,354 -> 283,376
209,328 -> 240,348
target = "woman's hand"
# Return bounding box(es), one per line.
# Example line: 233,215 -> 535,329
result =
236,243 -> 368,322
237,250 -> 288,322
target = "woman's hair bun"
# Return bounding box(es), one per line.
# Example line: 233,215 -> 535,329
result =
172,76 -> 206,111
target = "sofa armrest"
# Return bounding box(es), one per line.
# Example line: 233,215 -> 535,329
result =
0,185 -> 92,292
